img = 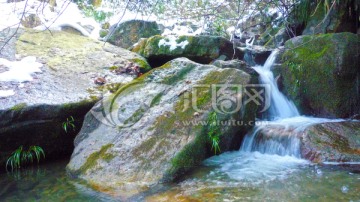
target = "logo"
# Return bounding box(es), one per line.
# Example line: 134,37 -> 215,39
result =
181,84 -> 270,115
90,82 -> 271,127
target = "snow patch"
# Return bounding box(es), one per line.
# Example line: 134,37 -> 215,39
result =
0,0 -> 100,39
0,56 -> 43,82
158,35 -> 189,51
0,90 -> 15,97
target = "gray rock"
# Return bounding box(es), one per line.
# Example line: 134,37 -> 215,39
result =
0,29 -> 150,171
67,58 -> 258,198
301,121 -> 360,162
106,20 -> 161,49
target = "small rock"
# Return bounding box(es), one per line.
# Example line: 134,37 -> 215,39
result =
94,77 -> 106,85
341,185 -> 349,193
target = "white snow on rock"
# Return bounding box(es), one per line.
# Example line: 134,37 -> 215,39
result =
0,0 -> 100,39
0,56 -> 43,82
0,90 -> 15,97
158,35 -> 189,51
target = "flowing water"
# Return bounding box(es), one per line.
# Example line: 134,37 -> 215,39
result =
1,50 -> 359,201
252,50 -> 299,120
0,159 -> 359,201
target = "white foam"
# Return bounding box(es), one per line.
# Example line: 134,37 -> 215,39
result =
204,151 -> 308,183
0,89 -> 15,97
0,56 -> 43,82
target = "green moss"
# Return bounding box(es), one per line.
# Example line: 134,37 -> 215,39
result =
123,107 -> 146,126
132,137 -> 157,157
108,20 -> 160,49
102,153 -> 115,162
10,103 -> 27,112
150,93 -> 163,107
162,64 -> 194,85
79,144 -> 114,173
129,57 -> 152,73
133,35 -> 229,60
281,33 -> 360,117
166,127 -> 208,180
60,99 -> 96,113
17,30 -> 97,70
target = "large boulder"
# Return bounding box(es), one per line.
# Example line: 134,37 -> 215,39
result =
131,35 -> 244,67
302,1 -> 358,35
106,20 -> 161,49
67,58 -> 258,198
301,121 -> 360,162
0,29 -> 150,171
278,32 -> 360,118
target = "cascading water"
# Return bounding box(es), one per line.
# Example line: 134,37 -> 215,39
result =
241,49 -> 302,157
203,49 -> 345,183
252,50 -> 300,120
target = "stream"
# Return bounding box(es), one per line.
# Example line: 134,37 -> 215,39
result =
1,50 -> 359,201
0,158 -> 359,201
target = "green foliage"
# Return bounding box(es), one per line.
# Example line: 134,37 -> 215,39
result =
76,1 -> 113,22
6,146 -> 45,171
293,0 -> 343,25
207,111 -> 221,154
62,116 -> 75,133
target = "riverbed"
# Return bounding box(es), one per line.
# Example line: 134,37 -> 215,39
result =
1,152 -> 359,201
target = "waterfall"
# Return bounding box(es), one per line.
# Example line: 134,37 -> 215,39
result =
239,50 -> 344,157
203,49 -> 346,182
240,49 -> 301,157
252,50 -> 299,120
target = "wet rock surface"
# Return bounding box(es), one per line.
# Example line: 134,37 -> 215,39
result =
67,58 -> 258,198
301,121 -> 360,162
252,120 -> 360,162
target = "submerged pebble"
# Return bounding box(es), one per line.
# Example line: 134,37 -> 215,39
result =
341,185 -> 349,193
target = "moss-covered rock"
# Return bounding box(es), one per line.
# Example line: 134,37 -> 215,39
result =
20,14 -> 42,28
279,32 -> 360,118
106,20 -> 161,49
301,121 -> 360,163
0,28 -> 150,171
131,35 -> 244,67
67,58 -> 258,198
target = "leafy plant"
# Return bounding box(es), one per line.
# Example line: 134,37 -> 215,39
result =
6,146 -> 45,171
207,111 -> 222,154
76,1 -> 113,23
62,116 -> 76,133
